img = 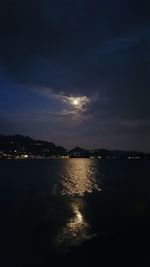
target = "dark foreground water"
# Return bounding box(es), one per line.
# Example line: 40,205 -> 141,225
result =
0,159 -> 150,266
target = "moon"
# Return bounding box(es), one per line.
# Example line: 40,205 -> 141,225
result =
72,98 -> 79,106
66,95 -> 90,113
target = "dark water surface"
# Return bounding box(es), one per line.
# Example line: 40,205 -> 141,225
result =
0,159 -> 150,266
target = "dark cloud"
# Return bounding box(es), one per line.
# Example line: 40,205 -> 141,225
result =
0,0 -> 148,84
0,116 -> 15,134
0,0 -> 65,79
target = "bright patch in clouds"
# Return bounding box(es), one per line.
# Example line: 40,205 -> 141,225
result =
34,88 -> 90,117
72,98 -> 79,106
64,96 -> 90,112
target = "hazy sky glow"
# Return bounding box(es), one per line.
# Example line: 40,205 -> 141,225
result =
0,0 -> 149,151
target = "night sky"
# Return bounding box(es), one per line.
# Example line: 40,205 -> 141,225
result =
0,0 -> 149,151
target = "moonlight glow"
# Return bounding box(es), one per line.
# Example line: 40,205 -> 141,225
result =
71,98 -> 80,107
34,89 -> 90,117
68,96 -> 90,112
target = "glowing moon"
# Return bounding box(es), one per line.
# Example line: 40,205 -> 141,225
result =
64,95 -> 90,114
72,98 -> 79,106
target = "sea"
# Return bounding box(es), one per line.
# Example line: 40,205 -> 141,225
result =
0,159 -> 150,266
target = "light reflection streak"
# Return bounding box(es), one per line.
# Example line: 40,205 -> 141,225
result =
55,199 -> 94,250
54,159 -> 101,250
60,159 -> 101,196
